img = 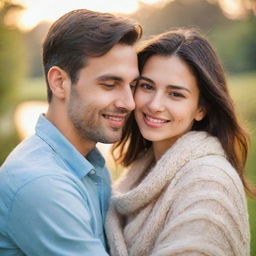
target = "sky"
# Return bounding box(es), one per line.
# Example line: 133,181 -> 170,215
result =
12,0 -> 169,31
7,0 -> 253,31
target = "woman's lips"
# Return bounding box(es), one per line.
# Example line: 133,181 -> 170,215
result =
143,113 -> 170,128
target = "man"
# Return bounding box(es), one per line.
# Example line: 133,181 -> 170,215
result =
0,9 -> 141,255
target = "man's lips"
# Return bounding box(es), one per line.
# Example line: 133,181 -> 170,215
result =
143,113 -> 170,128
102,113 -> 127,127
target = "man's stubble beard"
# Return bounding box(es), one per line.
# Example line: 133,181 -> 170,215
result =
67,90 -> 124,144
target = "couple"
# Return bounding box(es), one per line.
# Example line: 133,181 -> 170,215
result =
0,9 -> 251,256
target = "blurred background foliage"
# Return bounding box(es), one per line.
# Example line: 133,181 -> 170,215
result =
0,0 -> 255,253
0,0 -> 26,164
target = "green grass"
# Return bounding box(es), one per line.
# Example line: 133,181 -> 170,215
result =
228,72 -> 256,125
226,73 -> 256,255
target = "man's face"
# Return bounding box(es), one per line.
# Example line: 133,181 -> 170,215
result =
67,44 -> 139,144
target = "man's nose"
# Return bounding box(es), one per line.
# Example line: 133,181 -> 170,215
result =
115,86 -> 135,111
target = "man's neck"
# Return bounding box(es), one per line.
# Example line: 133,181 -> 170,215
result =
45,107 -> 96,156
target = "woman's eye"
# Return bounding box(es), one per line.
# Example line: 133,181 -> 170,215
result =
140,83 -> 153,90
169,92 -> 184,98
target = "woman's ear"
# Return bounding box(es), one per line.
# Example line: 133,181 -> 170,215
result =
195,106 -> 206,121
47,66 -> 70,100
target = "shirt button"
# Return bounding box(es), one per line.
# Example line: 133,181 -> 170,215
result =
89,169 -> 96,175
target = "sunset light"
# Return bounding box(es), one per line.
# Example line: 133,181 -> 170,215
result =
13,0 -> 167,31
8,0 -> 255,30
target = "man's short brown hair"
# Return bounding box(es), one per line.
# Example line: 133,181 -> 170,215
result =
43,9 -> 142,102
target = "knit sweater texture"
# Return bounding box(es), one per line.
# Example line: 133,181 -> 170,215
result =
105,131 -> 250,256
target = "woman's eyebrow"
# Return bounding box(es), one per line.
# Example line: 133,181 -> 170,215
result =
139,76 -> 191,93
167,85 -> 191,93
139,76 -> 155,85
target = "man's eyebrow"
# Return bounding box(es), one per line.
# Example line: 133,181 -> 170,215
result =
139,76 -> 191,93
96,75 -> 140,83
96,75 -> 124,82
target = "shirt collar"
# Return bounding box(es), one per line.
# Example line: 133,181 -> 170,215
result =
35,115 -> 105,179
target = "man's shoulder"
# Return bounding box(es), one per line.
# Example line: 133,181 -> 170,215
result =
0,134 -> 75,198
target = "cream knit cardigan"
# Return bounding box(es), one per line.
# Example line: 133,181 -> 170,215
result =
105,131 -> 250,256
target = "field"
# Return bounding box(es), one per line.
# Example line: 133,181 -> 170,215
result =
227,73 -> 256,255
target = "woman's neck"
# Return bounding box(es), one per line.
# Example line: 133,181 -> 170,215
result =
153,138 -> 178,161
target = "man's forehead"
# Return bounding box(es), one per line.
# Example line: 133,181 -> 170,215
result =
88,44 -> 137,63
80,44 -> 139,81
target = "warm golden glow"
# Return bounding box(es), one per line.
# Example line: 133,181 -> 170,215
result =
219,0 -> 246,18
7,0 -> 256,30
14,101 -> 48,139
12,0 -> 165,31
208,0 -> 250,19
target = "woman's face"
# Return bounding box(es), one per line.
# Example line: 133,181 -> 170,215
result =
135,54 -> 205,152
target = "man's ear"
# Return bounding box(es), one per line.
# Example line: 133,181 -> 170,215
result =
47,66 -> 70,100
195,106 -> 206,121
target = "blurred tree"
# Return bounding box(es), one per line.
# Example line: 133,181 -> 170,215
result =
130,0 -> 233,37
210,0 -> 256,19
129,0 -> 256,73
211,15 -> 256,73
0,0 -> 26,164
25,22 -> 49,77
22,0 -> 256,76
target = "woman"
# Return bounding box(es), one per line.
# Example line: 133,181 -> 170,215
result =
105,28 -> 251,256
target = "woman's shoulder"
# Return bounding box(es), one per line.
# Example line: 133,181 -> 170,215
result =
163,131 -> 247,204
155,131 -> 226,178
182,154 -> 243,187
172,154 -> 247,210
166,131 -> 225,157
155,153 -> 250,256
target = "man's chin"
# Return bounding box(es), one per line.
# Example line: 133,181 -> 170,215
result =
98,131 -> 122,144
99,137 -> 121,144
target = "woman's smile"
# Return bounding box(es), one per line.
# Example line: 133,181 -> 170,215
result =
143,113 -> 170,128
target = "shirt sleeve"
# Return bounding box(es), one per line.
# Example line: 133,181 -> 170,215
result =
7,175 -> 109,256
151,163 -> 250,256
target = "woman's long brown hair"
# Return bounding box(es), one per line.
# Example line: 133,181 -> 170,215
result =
112,28 -> 255,196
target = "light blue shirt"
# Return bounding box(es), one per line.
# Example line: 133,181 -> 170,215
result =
0,115 -> 111,255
